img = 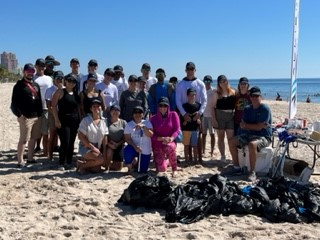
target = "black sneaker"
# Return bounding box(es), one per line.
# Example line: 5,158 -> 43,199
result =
222,166 -> 242,176
53,146 -> 60,153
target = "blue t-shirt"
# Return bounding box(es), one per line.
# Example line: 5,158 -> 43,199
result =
239,103 -> 272,138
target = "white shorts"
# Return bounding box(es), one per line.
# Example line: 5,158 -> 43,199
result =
202,117 -> 215,135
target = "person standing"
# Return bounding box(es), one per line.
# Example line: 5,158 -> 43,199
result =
52,73 -> 81,170
11,63 -> 43,167
112,65 -> 128,99
148,68 -> 175,116
34,58 -> 53,156
234,77 -> 251,135
229,86 -> 272,181
68,58 -> 83,94
201,75 -> 215,157
80,59 -> 104,92
211,75 -> 236,162
141,63 -> 157,91
119,75 -> 148,122
95,68 -> 118,117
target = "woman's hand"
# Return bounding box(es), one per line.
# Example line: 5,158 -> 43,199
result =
212,119 -> 218,129
91,146 -> 101,155
134,145 -> 142,153
55,119 -> 61,129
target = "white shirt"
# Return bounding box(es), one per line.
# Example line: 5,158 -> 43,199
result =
34,75 -> 53,109
124,120 -> 153,155
146,76 -> 157,91
80,73 -> 104,92
203,88 -> 214,117
111,77 -> 128,100
45,85 -> 58,102
95,81 -> 119,107
78,115 -> 108,148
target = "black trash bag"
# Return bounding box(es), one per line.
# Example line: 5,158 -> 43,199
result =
209,174 -> 228,194
304,191 -> 320,213
250,186 -> 270,204
263,199 -> 281,222
226,195 -> 254,214
118,175 -> 173,208
277,204 -> 302,223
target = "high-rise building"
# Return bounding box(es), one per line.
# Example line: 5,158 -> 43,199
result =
1,52 -> 18,73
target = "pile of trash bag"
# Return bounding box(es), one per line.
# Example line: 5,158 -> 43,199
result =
118,174 -> 320,224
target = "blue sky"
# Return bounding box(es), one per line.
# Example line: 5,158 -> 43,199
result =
1,0 -> 320,80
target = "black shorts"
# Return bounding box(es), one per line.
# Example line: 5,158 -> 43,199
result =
237,134 -> 271,152
112,145 -> 124,162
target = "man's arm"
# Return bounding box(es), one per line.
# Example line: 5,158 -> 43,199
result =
198,83 -> 207,115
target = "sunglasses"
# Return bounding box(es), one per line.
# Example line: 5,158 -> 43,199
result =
55,77 -> 63,80
250,95 -> 260,98
46,61 -> 55,65
240,82 -> 248,85
186,68 -> 195,71
159,104 -> 168,108
133,111 -> 143,114
25,69 -> 35,74
129,79 -> 138,82
66,80 -> 76,84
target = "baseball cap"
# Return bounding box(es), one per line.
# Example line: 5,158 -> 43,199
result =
217,75 -> 228,82
128,75 -> 138,82
35,58 -> 46,67
70,58 -> 80,64
249,86 -> 261,96
141,63 -> 151,71
53,70 -> 64,79
156,68 -> 166,75
104,68 -> 115,76
88,59 -> 98,66
138,76 -> 147,83
23,63 -> 35,71
203,75 -> 213,83
45,55 -> 60,65
239,77 -> 249,84
186,62 -> 196,69
113,65 -> 123,72
158,97 -> 169,106
169,76 -> 178,83
65,73 -> 77,82
132,106 -> 144,114
187,88 -> 196,95
110,104 -> 121,111
87,73 -> 98,81
91,99 -> 102,106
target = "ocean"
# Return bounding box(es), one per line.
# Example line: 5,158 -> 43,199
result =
222,78 -> 320,103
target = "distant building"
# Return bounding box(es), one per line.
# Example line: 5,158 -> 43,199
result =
1,52 -> 18,73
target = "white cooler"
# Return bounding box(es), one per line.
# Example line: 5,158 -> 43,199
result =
238,146 -> 273,174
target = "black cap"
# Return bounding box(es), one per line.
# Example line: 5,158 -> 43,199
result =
45,55 -> 60,65
141,63 -> 151,71
88,59 -> 98,66
169,76 -> 178,83
217,75 -> 228,82
113,65 -> 123,72
110,104 -> 121,111
187,88 -> 196,95
155,68 -> 166,75
65,73 -> 77,82
70,58 -> 80,64
249,86 -> 261,96
138,76 -> 147,83
53,70 -> 64,79
104,68 -> 115,76
203,75 -> 213,83
132,106 -> 144,114
23,63 -> 34,71
35,58 -> 46,66
239,77 -> 249,84
91,99 -> 102,106
87,73 -> 98,81
186,62 -> 196,69
158,97 -> 169,106
128,75 -> 138,82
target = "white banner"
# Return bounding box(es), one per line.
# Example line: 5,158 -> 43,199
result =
289,0 -> 300,119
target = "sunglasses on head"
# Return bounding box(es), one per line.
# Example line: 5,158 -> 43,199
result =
159,104 -> 168,108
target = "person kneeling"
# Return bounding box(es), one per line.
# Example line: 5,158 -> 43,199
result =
77,99 -> 108,174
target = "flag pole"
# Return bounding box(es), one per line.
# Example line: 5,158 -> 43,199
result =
289,0 -> 300,119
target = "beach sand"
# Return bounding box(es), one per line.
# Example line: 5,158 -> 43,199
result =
1,82 -> 320,239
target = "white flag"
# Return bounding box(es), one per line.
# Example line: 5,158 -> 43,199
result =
289,0 -> 300,119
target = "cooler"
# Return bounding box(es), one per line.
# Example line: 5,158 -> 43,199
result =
238,146 -> 273,174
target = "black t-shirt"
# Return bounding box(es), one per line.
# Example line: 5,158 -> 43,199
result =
181,102 -> 201,131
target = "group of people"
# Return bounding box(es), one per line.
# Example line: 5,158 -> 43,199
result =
11,56 -> 273,180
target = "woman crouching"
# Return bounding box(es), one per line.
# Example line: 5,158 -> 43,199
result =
77,99 -> 108,173
124,106 -> 153,174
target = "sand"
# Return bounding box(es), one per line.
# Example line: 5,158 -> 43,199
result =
1,82 -> 320,240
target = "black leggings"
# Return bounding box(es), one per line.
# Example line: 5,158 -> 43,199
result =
58,117 -> 79,165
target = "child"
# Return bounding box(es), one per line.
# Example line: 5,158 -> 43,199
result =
181,88 -> 201,164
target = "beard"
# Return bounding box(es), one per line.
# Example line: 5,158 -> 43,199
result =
25,75 -> 33,81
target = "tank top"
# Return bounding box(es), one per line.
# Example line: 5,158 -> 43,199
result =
58,89 -> 80,118
216,95 -> 236,110
82,90 -> 101,114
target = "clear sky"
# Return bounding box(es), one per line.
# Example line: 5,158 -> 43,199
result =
1,0 -> 320,80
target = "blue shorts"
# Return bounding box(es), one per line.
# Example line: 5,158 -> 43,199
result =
123,144 -> 151,173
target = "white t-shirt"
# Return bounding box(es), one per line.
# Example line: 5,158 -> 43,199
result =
203,88 -> 214,117
95,81 -> 119,107
34,75 -> 53,109
146,76 -> 157,91
111,77 -> 128,100
78,115 -> 108,148
80,73 -> 104,92
124,120 -> 153,155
